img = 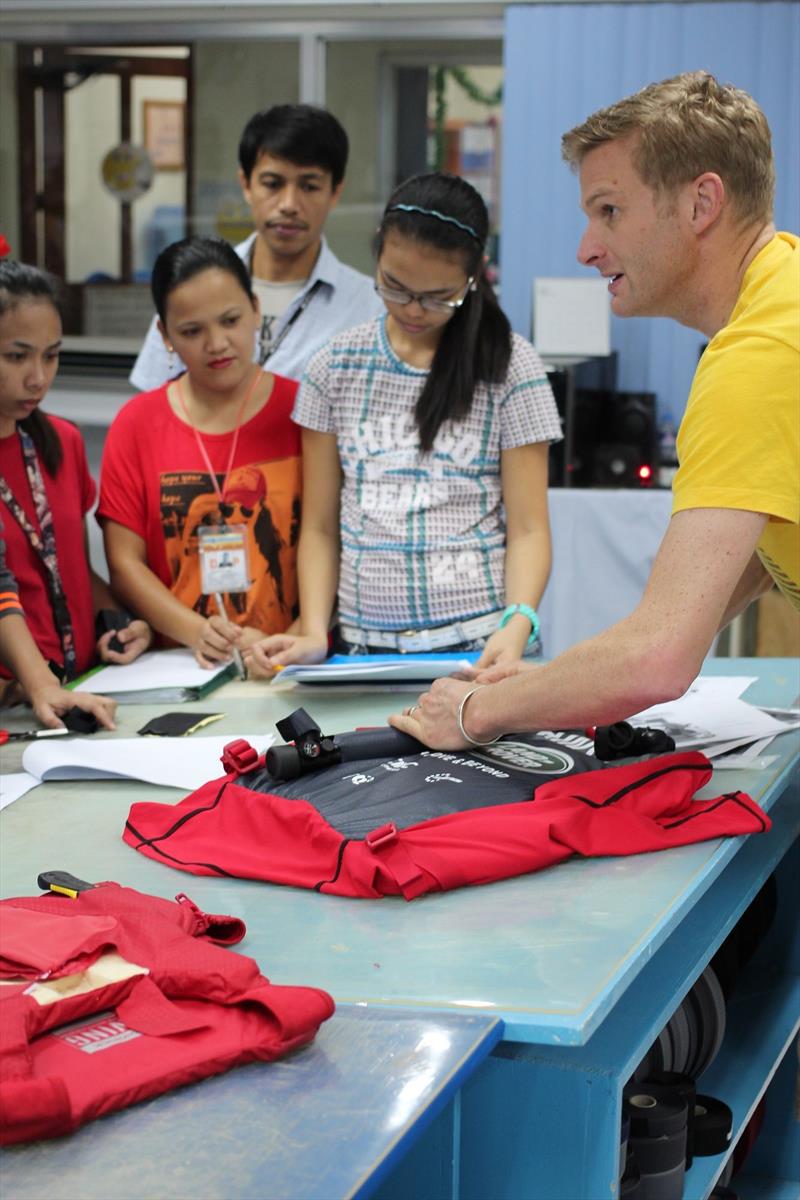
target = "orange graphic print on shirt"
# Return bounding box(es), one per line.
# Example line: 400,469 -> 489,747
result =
160,456 -> 301,635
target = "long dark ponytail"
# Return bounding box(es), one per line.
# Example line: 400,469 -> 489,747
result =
374,172 -> 512,451
0,260 -> 63,475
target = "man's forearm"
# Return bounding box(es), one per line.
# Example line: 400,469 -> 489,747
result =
717,553 -> 774,631
466,615 -> 693,741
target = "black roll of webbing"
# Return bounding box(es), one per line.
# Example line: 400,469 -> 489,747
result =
643,1071 -> 696,1167
624,1083 -> 688,1138
693,1094 -> 733,1156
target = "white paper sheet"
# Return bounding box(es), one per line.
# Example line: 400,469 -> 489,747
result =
75,649 -> 231,696
711,736 -> 778,770
683,676 -> 758,700
22,733 -> 275,792
0,772 -> 40,811
630,691 -> 798,751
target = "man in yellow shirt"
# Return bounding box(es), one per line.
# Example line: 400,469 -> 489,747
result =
391,70 -> 799,748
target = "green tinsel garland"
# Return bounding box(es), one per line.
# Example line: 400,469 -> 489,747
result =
430,66 -> 503,170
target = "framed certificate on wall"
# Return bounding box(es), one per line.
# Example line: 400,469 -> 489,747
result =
143,100 -> 185,171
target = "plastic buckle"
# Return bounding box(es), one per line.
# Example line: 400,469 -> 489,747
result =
365,822 -> 399,851
399,629 -> 430,653
220,739 -> 260,776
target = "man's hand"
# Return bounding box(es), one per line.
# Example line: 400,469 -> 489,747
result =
97,619 -> 153,664
388,676 -> 478,750
28,682 -> 117,731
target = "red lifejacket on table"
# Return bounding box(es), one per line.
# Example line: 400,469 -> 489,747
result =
122,737 -> 770,900
0,882 -> 334,1145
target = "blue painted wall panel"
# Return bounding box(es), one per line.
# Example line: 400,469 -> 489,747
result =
501,2 -> 800,424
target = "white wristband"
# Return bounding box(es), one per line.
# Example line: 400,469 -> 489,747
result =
456,685 -> 501,747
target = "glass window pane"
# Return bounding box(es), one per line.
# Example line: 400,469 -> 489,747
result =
326,41 -> 502,277
65,73 -> 121,282
131,74 -> 187,281
193,40 -> 299,243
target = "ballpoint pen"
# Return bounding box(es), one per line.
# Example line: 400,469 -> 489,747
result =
214,591 -> 247,680
0,727 -> 70,745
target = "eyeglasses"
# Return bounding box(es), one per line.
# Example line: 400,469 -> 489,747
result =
374,274 -> 475,313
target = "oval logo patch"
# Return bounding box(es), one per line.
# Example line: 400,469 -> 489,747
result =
474,740 -> 576,775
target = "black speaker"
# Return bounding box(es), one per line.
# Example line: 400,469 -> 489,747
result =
593,442 -> 651,487
597,391 -> 657,487
546,354 -> 618,486
608,391 -> 657,454
568,389 -> 657,488
569,388 -> 606,486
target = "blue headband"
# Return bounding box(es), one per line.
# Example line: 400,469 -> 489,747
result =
386,204 -> 481,243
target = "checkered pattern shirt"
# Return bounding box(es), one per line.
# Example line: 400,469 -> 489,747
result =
294,316 -> 562,631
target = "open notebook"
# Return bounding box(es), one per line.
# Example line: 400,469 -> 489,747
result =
71,649 -> 235,703
0,733 -> 277,811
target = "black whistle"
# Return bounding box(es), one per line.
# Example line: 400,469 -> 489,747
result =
594,721 -> 676,761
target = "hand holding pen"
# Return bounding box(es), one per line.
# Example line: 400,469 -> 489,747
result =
213,592 -> 247,679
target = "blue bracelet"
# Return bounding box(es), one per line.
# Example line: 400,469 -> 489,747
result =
499,603 -> 540,646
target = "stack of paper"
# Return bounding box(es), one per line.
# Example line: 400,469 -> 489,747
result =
630,676 -> 799,768
71,649 -> 235,703
274,652 -> 478,685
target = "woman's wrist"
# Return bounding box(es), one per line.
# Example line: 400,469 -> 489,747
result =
499,603 -> 540,645
22,660 -> 62,700
298,623 -> 330,643
185,610 -> 213,645
498,614 -> 533,653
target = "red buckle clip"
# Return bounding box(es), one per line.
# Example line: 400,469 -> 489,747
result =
365,822 -> 398,851
220,739 -> 259,776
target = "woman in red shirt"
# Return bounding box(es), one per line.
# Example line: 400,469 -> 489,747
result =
98,237 -> 301,668
0,260 -> 151,703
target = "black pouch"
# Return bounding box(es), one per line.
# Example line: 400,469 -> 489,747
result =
95,609 -> 133,654
137,712 -> 225,737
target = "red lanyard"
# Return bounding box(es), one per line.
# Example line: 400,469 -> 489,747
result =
175,368 -> 261,505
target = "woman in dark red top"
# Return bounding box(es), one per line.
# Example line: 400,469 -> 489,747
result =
0,260 -> 151,703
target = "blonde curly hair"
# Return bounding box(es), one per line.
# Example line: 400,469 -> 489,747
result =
561,71 -> 775,226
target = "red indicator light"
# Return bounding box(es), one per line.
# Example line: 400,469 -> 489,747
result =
638,465 -> 652,480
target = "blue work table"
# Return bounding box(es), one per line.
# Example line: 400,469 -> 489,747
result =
0,1006 -> 501,1200
1,658 -> 798,1198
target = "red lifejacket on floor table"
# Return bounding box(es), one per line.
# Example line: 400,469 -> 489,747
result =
0,882 -> 334,1145
122,735 -> 770,900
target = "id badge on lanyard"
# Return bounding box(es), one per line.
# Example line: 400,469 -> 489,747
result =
198,525 -> 250,595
